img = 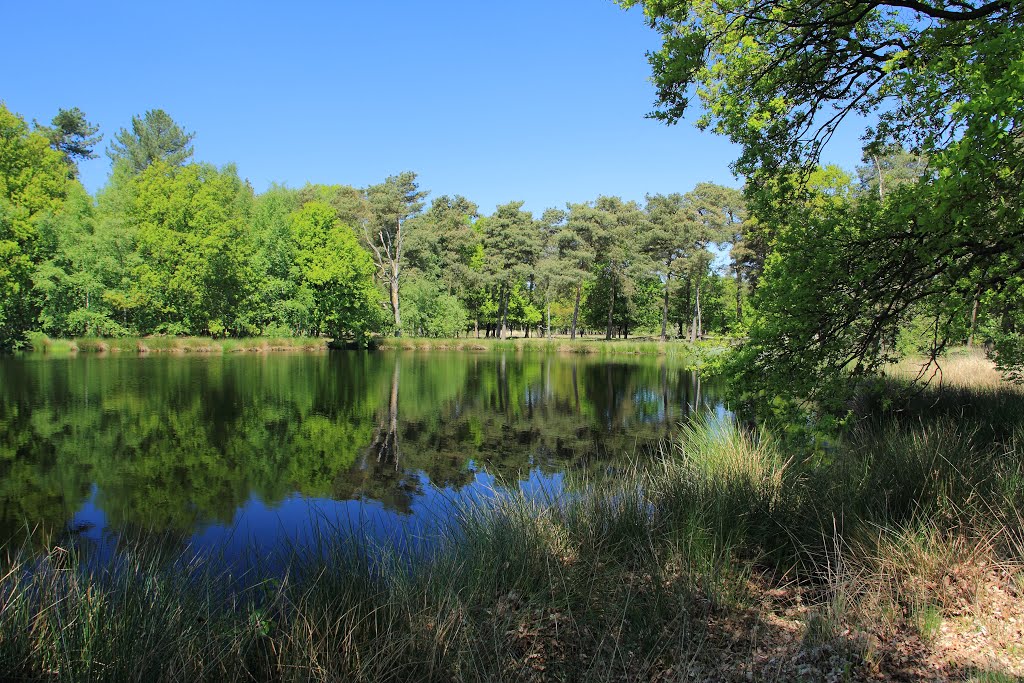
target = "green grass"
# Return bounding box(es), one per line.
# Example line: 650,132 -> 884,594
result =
373,335 -> 727,364
1,357 -> 1022,680
23,334 -> 331,355
22,334 -> 729,365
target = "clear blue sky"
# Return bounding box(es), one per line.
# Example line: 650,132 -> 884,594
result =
6,0 -> 864,215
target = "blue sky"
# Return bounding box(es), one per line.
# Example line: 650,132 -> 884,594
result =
6,0 -> 866,215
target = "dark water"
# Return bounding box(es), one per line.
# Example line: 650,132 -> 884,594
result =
0,351 -> 725,564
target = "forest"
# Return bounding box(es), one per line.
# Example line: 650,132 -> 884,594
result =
1,103 -> 752,349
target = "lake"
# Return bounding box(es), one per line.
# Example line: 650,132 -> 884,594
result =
0,351 -> 726,566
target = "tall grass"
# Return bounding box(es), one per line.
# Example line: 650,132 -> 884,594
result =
1,353 -> 1021,680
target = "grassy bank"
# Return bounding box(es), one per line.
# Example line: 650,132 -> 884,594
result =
1,354 -> 1022,681
374,335 -> 724,361
23,333 -> 726,364
24,333 -> 330,355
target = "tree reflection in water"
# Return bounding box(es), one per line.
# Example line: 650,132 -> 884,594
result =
0,351 -> 725,559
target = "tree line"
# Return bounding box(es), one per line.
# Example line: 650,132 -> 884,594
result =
0,103 -> 755,350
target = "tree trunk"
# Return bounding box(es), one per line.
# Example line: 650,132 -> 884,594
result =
735,271 -> 743,323
390,276 -> 401,337
682,275 -> 692,340
690,277 -> 701,342
498,285 -> 509,340
661,266 -> 671,341
546,302 -> 551,339
570,285 -> 582,340
968,284 -> 982,347
873,154 -> 885,201
605,280 -> 616,341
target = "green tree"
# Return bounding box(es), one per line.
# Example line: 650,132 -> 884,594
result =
400,274 -> 469,338
573,197 -> 646,340
107,109 -> 195,174
122,162 -> 256,335
0,104 -> 71,350
642,193 -> 692,340
36,107 -> 102,177
289,202 -> 385,344
856,146 -> 929,201
33,185 -> 127,337
481,201 -> 542,339
249,185 -> 306,334
361,172 -> 427,337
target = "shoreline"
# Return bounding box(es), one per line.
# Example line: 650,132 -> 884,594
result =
22,334 -> 728,360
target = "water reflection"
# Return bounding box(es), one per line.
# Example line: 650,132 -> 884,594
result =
0,351 -> 725,560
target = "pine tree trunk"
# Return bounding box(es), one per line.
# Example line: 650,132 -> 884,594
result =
735,271 -> 743,322
498,285 -> 508,340
690,277 -> 701,342
661,267 -> 671,341
605,280 -> 616,341
968,284 -> 982,347
391,276 -> 401,337
571,285 -> 581,340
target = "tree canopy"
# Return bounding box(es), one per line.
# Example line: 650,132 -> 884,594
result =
625,0 -> 1024,396
107,109 -> 195,174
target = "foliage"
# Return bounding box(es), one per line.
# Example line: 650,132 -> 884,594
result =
400,274 -> 469,338
107,109 -> 195,174
0,104 -> 72,351
289,202 -> 385,344
626,0 -> 1024,394
122,161 -> 257,336
36,107 -> 102,177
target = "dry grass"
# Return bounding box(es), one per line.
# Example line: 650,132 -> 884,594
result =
888,347 -> 1015,390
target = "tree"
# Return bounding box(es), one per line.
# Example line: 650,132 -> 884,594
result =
107,109 -> 194,174
362,172 -> 427,337
289,202 -> 385,344
36,107 -> 102,177
33,184 -> 127,337
559,204 -> 599,339
684,183 -> 740,340
643,193 -> 692,340
481,201 -> 542,339
855,146 -> 929,201
0,104 -> 71,350
403,195 -> 480,293
625,0 -> 1024,389
122,162 -> 256,336
571,197 -> 647,340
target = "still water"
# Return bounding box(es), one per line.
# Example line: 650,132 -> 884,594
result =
0,351 -> 725,564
